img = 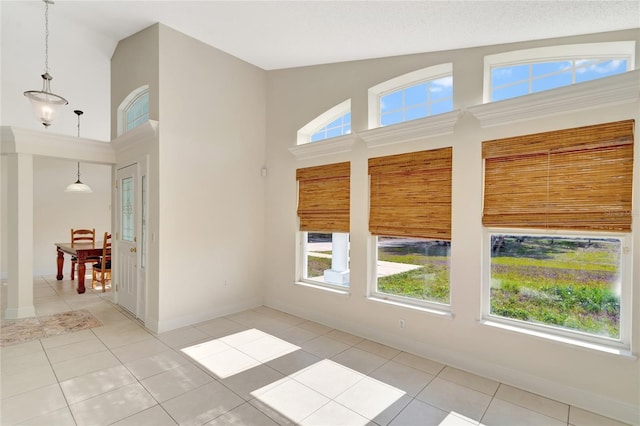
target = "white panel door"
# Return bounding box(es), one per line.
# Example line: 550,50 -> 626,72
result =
117,164 -> 138,315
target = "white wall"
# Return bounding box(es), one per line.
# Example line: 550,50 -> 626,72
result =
263,29 -> 640,423
109,24 -> 268,332
155,25 -> 267,332
33,157 -> 111,275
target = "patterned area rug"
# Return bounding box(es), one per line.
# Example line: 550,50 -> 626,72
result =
1,309 -> 102,347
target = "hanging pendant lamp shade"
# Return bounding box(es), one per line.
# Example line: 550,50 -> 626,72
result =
24,0 -> 68,127
65,162 -> 93,193
65,110 -> 92,193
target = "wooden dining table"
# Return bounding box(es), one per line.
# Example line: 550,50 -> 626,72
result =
55,241 -> 103,294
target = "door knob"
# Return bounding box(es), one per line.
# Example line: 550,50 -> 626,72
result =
130,247 -> 137,253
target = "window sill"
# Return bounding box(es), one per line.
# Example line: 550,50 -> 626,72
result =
367,296 -> 454,318
288,134 -> 357,160
481,319 -> 636,359
359,109 -> 461,148
294,280 -> 350,295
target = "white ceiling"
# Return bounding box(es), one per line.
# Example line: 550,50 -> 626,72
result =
21,0 -> 640,70
2,0 -> 638,139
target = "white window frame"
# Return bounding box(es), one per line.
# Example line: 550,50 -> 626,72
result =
297,99 -> 351,145
296,231 -> 351,294
481,228 -> 632,351
368,235 -> 452,314
483,41 -> 636,103
368,63 -> 453,129
117,85 -> 150,136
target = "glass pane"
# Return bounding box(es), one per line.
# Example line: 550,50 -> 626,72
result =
381,91 -> 403,113
429,99 -> 453,116
492,64 -> 529,88
326,116 -> 343,129
490,235 -> 621,338
141,175 -> 146,269
405,105 -> 427,121
404,83 -> 427,106
326,127 -> 342,139
125,92 -> 150,131
532,61 -> 571,77
532,72 -> 572,93
376,236 -> 451,304
576,59 -> 627,83
381,111 -> 403,126
492,82 -> 529,101
305,232 -> 349,287
121,176 -> 134,242
310,132 -> 326,142
429,76 -> 453,101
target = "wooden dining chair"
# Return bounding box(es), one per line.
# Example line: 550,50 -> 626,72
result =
92,232 -> 112,292
70,228 -> 96,280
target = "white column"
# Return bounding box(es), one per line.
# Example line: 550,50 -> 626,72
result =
324,232 -> 350,285
5,153 -> 35,319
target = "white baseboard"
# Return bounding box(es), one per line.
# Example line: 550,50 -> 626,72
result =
152,297 -> 263,334
265,298 -> 639,426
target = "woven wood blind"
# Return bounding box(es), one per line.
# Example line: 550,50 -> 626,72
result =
369,147 -> 452,240
483,120 -> 634,232
297,162 -> 350,233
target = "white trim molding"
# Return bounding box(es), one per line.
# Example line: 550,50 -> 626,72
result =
288,133 -> 357,160
359,109 -> 461,148
1,126 -> 116,164
468,70 -> 640,127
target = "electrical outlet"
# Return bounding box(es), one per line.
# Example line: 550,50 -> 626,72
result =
399,319 -> 405,329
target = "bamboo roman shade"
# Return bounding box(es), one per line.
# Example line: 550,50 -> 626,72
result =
297,162 -> 350,233
369,147 -> 452,240
482,120 -> 634,232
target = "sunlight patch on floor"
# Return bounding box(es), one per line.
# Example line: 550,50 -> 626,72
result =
180,329 -> 300,379
252,359 -> 406,424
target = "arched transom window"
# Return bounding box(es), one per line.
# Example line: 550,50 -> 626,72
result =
485,41 -> 635,102
297,99 -> 351,145
368,63 -> 453,129
117,85 -> 150,136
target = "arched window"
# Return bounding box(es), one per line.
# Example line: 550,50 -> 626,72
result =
297,99 -> 351,145
368,63 -> 453,128
485,41 -> 635,102
117,85 -> 149,136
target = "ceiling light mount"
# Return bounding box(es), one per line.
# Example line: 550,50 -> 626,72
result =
24,0 -> 68,128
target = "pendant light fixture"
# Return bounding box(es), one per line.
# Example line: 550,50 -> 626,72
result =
24,0 -> 68,128
65,110 -> 93,193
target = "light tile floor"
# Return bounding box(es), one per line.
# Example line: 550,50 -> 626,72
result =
0,276 -> 632,426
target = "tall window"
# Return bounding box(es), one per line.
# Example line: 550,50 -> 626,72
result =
369,148 -> 452,307
117,85 -> 150,136
297,100 -> 351,145
485,41 -> 635,102
297,162 -> 350,289
368,63 -> 453,129
482,120 -> 634,346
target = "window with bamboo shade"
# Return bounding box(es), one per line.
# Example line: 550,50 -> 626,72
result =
296,162 -> 350,233
482,120 -> 634,232
369,147 -> 452,240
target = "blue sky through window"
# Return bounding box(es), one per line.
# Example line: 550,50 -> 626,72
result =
380,76 -> 453,126
310,112 -> 351,142
491,58 -> 628,101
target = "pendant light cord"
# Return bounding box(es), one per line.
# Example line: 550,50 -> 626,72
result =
74,110 -> 84,182
44,0 -> 50,74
